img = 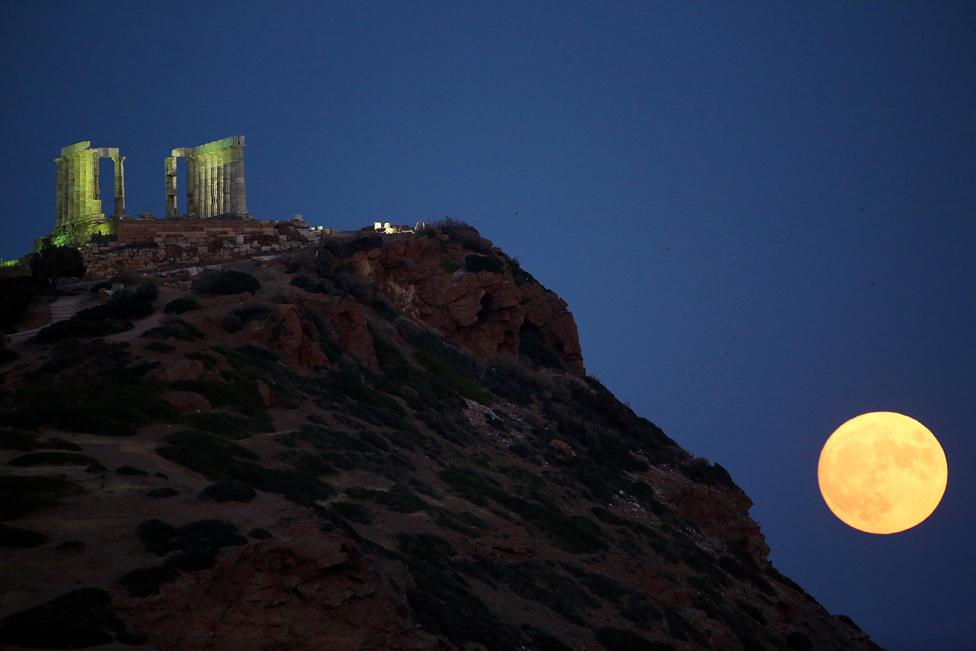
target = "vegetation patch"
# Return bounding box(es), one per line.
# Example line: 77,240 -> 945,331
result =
331,501 -> 374,524
9,451 -> 98,467
119,565 -> 181,597
396,533 -> 521,651
594,627 -> 669,651
145,341 -> 175,353
192,270 -> 260,295
0,276 -> 39,334
8,374 -> 181,437
0,522 -> 49,548
0,427 -> 81,452
156,431 -> 334,505
142,317 -> 205,341
223,302 -> 271,333
199,481 -> 256,502
163,297 -> 200,314
75,283 -> 158,321
32,317 -> 132,343
185,411 -> 256,439
465,556 -> 598,625
344,483 -> 426,513
464,253 -> 505,274
0,588 -> 127,648
0,475 -> 83,521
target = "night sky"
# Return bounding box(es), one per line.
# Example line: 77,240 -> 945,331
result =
2,2 -> 974,648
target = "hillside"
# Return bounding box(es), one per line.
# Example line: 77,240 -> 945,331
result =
0,222 -> 882,650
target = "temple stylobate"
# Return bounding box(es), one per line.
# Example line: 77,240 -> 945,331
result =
165,135 -> 247,218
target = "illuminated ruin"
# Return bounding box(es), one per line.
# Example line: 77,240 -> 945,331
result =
51,141 -> 125,247
47,136 -> 248,249
165,135 -> 247,218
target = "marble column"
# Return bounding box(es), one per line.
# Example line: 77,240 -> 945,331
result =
165,156 -> 178,217
113,156 -> 125,217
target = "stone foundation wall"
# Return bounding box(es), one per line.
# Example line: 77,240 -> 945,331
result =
114,218 -> 277,245
82,219 -> 317,279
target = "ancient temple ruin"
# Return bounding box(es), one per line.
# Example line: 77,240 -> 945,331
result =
165,135 -> 247,218
46,135 -> 250,249
51,141 -> 125,247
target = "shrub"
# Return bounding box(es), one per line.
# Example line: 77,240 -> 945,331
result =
0,588 -> 124,647
8,375 -> 180,437
30,245 -> 85,286
0,428 -> 81,452
223,302 -> 270,333
331,501 -> 374,524
141,317 -> 205,341
199,481 -> 256,502
75,283 -> 158,321
146,487 -> 178,499
0,475 -> 83,520
9,452 -> 98,467
164,297 -> 200,314
192,270 -> 260,296
185,411 -> 254,439
0,522 -> 49,548
156,431 -> 334,505
32,317 -> 133,343
344,483 -> 426,513
145,341 -> 175,353
594,627 -> 667,651
464,253 -> 504,274
319,235 -> 383,260
396,532 -> 521,651
0,277 -> 39,334
116,465 -> 148,476
519,324 -> 564,370
465,557 -> 597,625
119,565 -> 180,597
290,275 -> 326,293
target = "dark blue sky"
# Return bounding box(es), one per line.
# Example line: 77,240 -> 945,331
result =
2,2 -> 974,647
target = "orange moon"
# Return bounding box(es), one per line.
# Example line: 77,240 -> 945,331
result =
818,411 -> 948,534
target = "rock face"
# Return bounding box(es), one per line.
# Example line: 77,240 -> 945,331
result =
322,227 -> 585,374
0,222 -> 882,651
118,520 -> 435,651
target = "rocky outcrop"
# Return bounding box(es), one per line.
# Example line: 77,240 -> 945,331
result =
118,521 -> 435,651
325,231 -> 585,374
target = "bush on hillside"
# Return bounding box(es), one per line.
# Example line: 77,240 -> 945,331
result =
30,245 -> 85,287
163,297 -> 200,314
75,282 -> 158,321
0,277 -> 39,334
192,270 -> 260,296
464,254 -> 505,274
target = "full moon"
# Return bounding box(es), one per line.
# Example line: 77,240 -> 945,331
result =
818,411 -> 948,534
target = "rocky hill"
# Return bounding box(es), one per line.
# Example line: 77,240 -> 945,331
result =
0,222 -> 881,650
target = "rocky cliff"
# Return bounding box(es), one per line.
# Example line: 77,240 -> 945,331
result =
0,221 -> 881,650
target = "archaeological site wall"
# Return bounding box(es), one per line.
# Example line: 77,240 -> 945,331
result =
82,220 -> 316,279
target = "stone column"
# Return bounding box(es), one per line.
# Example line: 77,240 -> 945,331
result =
205,154 -> 212,218
165,156 -> 178,217
230,144 -> 246,215
215,158 -> 224,215
54,158 -> 64,225
92,152 -> 100,201
186,157 -> 197,218
113,156 -> 125,218
221,163 -> 230,216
